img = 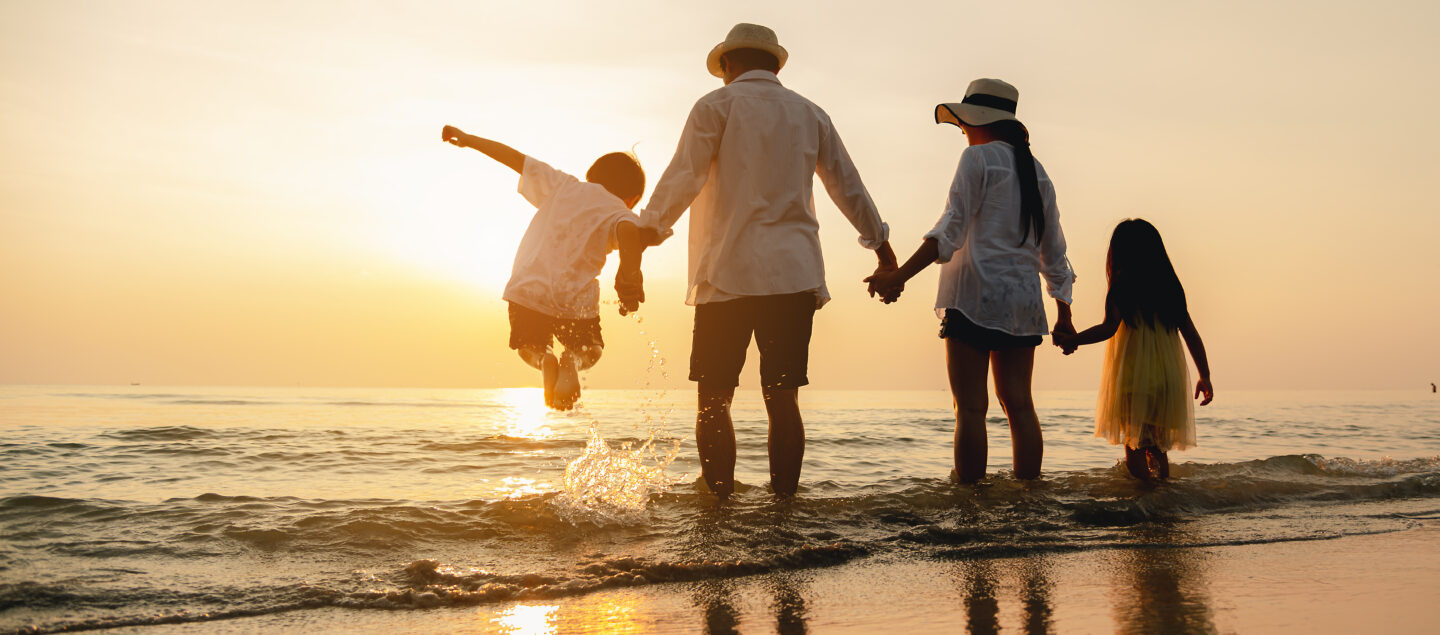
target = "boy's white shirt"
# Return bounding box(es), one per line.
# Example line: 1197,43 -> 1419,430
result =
503,157 -> 638,320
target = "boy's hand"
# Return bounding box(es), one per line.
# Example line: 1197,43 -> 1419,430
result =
616,268 -> 644,315
441,125 -> 468,147
1194,377 -> 1214,406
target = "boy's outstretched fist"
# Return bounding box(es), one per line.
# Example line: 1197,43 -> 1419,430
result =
441,125 -> 467,146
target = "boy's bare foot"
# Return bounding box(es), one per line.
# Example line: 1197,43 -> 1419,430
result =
552,354 -> 581,410
541,354 -> 560,409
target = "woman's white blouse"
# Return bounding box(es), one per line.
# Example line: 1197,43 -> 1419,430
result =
924,141 -> 1075,337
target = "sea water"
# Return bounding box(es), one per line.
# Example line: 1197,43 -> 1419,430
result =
2,385 -> 1438,632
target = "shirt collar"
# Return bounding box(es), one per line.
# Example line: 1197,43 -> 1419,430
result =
732,70 -> 781,85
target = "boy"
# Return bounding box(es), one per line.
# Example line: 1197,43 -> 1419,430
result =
442,124 -> 647,409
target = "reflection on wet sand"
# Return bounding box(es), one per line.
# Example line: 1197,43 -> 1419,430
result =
1108,546 -> 1217,634
693,579 -> 741,635
954,557 -> 1055,634
691,573 -> 811,634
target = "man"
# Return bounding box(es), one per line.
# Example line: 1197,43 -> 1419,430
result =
634,23 -> 897,500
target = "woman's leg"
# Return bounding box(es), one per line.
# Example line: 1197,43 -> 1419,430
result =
946,338 -> 992,482
991,346 -> 1043,480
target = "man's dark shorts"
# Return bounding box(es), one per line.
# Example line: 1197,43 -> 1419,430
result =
690,292 -> 816,390
939,308 -> 1042,351
508,302 -> 603,354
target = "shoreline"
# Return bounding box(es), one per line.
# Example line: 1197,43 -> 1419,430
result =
105,521 -> 1440,634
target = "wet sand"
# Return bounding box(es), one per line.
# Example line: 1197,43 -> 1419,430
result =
115,520 -> 1440,633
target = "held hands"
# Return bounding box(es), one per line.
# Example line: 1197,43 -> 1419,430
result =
1194,377 -> 1214,406
1051,319 -> 1077,355
615,267 -> 644,316
864,265 -> 903,304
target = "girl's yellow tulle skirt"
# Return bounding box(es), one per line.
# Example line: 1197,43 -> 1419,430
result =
1095,321 -> 1196,451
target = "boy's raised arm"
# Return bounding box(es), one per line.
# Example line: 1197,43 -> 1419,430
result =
441,125 -> 525,173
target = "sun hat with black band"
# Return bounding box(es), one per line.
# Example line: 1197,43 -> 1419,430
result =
706,23 -> 789,78
936,78 -> 1020,127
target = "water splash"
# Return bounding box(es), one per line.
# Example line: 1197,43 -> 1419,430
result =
553,309 -> 684,523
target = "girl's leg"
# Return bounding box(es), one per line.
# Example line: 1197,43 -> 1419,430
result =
946,337 -> 992,483
991,346 -> 1043,480
1123,445 -> 1151,480
1150,449 -> 1170,480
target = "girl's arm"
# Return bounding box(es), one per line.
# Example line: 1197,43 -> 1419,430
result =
441,125 -> 525,173
1180,313 -> 1214,405
865,237 -> 939,302
1057,300 -> 1121,353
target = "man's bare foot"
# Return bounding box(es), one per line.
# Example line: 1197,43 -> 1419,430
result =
541,354 -> 560,409
552,354 -> 581,410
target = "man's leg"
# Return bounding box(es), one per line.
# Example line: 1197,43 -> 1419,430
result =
690,300 -> 750,502
697,385 -> 737,501
754,292 -> 815,497
762,387 -> 803,497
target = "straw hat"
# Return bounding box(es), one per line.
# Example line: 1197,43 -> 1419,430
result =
935,78 -> 1020,127
706,23 -> 788,78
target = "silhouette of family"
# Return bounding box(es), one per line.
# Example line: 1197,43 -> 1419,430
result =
442,23 -> 1213,498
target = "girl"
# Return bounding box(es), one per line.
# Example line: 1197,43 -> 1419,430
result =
1055,219 -> 1213,481
867,78 -> 1075,483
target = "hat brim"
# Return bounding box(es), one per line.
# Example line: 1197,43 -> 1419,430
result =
706,40 -> 789,78
935,103 -> 1017,128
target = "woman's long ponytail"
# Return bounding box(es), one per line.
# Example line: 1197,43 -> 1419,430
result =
986,120 -> 1042,246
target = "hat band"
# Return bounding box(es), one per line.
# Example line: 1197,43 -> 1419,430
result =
961,93 -> 1017,113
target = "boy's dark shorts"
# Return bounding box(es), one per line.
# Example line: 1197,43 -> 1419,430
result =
690,292 -> 816,390
508,302 -> 603,354
940,308 -> 1042,351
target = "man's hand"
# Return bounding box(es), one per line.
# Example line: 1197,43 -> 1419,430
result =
1194,377 -> 1214,406
441,125 -> 468,147
616,267 -> 644,316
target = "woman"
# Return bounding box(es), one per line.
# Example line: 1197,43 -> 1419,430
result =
867,78 -> 1074,482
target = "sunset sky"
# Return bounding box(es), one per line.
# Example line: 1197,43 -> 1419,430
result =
2,1 -> 1437,391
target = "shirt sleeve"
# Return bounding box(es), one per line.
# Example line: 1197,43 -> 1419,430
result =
605,209 -> 640,252
1037,176 -> 1075,304
637,97 -> 724,243
815,115 -> 889,249
517,156 -> 577,209
923,146 -> 986,263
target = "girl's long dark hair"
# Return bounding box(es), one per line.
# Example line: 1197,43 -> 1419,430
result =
981,120 -> 1043,246
1106,218 -> 1188,330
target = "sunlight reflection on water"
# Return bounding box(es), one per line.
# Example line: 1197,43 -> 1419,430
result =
492,603 -> 558,634
499,387 -> 554,440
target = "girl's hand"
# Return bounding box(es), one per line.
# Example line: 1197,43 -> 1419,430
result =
1052,331 -> 1078,355
1194,378 -> 1214,406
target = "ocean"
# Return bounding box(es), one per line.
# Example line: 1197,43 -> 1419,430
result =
2,385 -> 1438,633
